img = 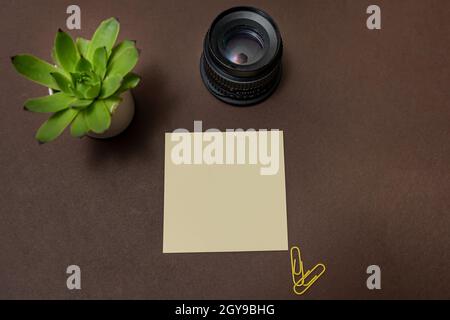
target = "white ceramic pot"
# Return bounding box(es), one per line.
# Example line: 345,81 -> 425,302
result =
49,88 -> 135,139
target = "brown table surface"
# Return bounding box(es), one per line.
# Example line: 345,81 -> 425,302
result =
1,0 -> 449,299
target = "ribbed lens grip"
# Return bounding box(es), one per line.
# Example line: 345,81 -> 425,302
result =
202,57 -> 281,101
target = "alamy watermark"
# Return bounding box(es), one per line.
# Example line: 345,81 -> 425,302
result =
170,121 -> 281,176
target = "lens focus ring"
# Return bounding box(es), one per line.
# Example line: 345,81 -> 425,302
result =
202,55 -> 281,100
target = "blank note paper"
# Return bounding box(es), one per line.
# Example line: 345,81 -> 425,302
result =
163,130 -> 288,253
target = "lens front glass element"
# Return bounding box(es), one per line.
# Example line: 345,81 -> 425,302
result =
222,29 -> 264,65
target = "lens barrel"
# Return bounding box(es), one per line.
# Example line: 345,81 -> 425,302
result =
200,7 -> 283,106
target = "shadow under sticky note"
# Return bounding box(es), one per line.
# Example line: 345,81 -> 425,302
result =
163,131 -> 288,253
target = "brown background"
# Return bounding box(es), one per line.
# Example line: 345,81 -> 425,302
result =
0,0 -> 449,299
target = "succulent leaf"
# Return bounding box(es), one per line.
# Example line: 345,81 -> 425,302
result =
100,74 -> 122,99
50,72 -> 72,94
93,47 -> 108,79
55,29 -> 79,72
76,56 -> 92,73
87,17 -> 120,61
70,110 -> 89,137
70,99 -> 93,109
85,100 -> 111,134
76,37 -> 90,57
106,41 -> 139,78
117,73 -> 140,94
25,93 -> 77,113
103,96 -> 123,114
108,40 -> 135,61
69,87 -> 84,100
72,84 -> 89,99
75,83 -> 98,100
51,47 -> 61,69
11,55 -> 61,90
35,108 -> 79,143
84,83 -> 102,100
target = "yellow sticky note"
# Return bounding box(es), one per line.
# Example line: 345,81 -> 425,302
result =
163,130 -> 289,253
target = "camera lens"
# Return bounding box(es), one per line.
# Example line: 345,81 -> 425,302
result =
200,7 -> 283,106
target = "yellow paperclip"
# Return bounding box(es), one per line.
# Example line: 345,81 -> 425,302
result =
290,246 -> 326,296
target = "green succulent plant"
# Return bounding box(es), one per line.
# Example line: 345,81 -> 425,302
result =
11,17 -> 140,143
